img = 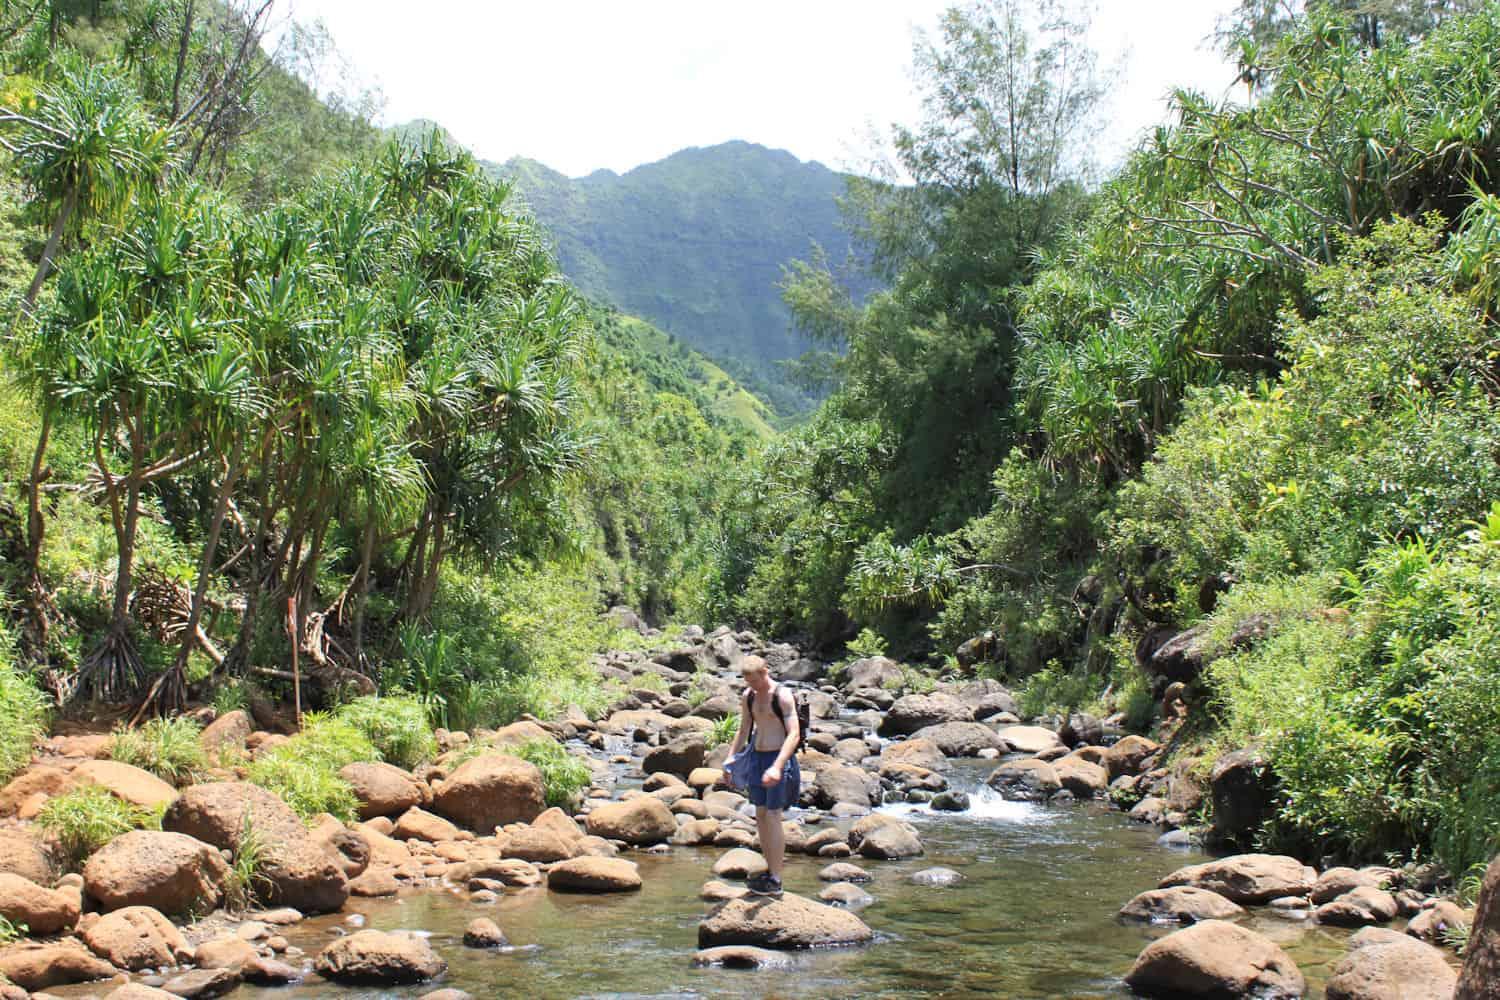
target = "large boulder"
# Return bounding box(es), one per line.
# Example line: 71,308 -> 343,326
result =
1148,624 -> 1211,683
162,782 -> 348,914
0,940 -> 117,989
80,906 -> 191,971
0,828 -> 52,884
1160,854 -> 1318,905
1327,927 -> 1457,1000
546,857 -> 642,893
1104,734 -> 1160,779
431,753 -> 546,831
856,821 -> 923,860
315,930 -> 447,985
813,764 -> 879,809
392,807 -> 464,843
340,762 -> 427,820
1124,920 -> 1305,999
698,892 -> 874,949
1059,712 -> 1104,748
911,721 -> 1003,757
986,758 -> 1061,802
1458,852 -> 1500,999
584,796 -> 677,845
996,725 -> 1064,755
1407,900 -> 1470,944
69,760 -> 177,809
199,711 -> 253,754
643,735 -> 707,779
1119,886 -> 1246,924
842,656 -> 903,691
1053,756 -> 1108,799
1209,749 -> 1278,845
1316,886 -> 1399,927
83,830 -> 229,916
879,693 -> 973,736
0,872 -> 79,934
879,739 -> 945,772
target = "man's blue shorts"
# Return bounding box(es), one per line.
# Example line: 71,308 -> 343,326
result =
743,749 -> 801,812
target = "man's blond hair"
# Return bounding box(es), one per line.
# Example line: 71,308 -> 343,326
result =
739,654 -> 770,677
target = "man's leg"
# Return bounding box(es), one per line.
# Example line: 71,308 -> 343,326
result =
756,804 -> 785,880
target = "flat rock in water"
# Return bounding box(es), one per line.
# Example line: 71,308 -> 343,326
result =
1326,927 -> 1456,1000
712,848 -> 767,879
1119,886 -> 1245,924
692,945 -> 795,969
819,882 -> 875,908
698,892 -> 874,950
910,867 -> 964,887
315,930 -> 447,985
1159,853 -> 1318,905
546,856 -> 642,893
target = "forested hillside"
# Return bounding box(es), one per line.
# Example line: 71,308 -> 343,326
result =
495,142 -> 870,417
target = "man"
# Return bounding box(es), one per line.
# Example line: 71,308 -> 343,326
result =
725,654 -> 801,897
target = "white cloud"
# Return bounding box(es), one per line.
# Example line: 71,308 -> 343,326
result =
282,0 -> 1241,177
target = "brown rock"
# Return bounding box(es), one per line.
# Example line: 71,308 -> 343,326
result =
813,764 -> 878,809
584,796 -> 677,845
340,762 -> 426,820
1053,756 -> 1108,799
879,693 -> 974,736
0,872 -> 79,934
0,765 -> 70,818
698,892 -> 874,949
1313,866 -> 1397,904
81,905 -> 191,971
879,739 -> 945,772
431,754 -> 545,832
1104,734 -> 1161,779
106,985 -> 179,999
546,857 -> 642,893
83,830 -> 228,916
1160,853 -> 1318,905
463,917 -> 507,948
910,722 -> 1003,757
348,866 -> 401,897
1119,886 -> 1247,924
691,944 -> 794,969
69,760 -> 177,809
0,828 -> 52,884
503,825 -> 579,863
1407,900 -> 1470,945
157,966 -> 240,997
670,818 -> 720,846
195,935 -> 259,970
393,807 -> 464,843
996,725 -> 1064,755
986,758 -> 1061,801
199,711 -> 253,754
1124,920 -> 1305,999
0,939 -> 117,989
162,782 -> 347,914
712,848 -> 767,879
1317,886 -> 1400,927
315,929 -> 446,984
241,954 -> 302,985
1328,927 -> 1457,1000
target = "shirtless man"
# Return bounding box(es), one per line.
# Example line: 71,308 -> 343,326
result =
725,655 -> 801,897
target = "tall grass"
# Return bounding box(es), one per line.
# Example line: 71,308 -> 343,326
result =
37,785 -> 159,866
510,739 -> 592,808
111,717 -> 207,785
0,660 -> 48,783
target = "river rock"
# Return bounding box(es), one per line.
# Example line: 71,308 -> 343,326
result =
1406,900 -> 1470,944
643,735 -> 706,779
1209,749 -> 1277,845
1119,886 -> 1246,923
1059,712 -> 1104,748
547,857 -> 642,892
162,782 -> 348,913
820,882 -> 875,907
195,935 -> 259,970
463,917 -> 508,948
879,693 -> 974,736
910,867 -> 964,887
987,758 -> 1061,801
699,892 -> 874,949
81,905 -> 191,970
846,813 -> 922,859
712,848 -> 767,879
1317,886 -> 1399,927
504,824 -> 580,863
83,829 -> 229,916
1053,756 -> 1108,799
996,725 -> 1064,755
199,711 -> 253,754
68,759 -> 179,810
242,955 -> 303,985
106,986 -> 178,1000
1327,927 -> 1457,999
0,939 -> 118,989
315,930 -> 447,984
912,722 -> 1004,757
931,790 -> 970,811
340,762 -> 427,820
585,796 -> 677,844
432,753 -> 546,831
158,967 -> 240,997
0,828 -> 52,884
1160,853 -> 1318,904
0,872 -> 79,934
1457,851 -> 1500,998
1312,866 -> 1398,904
880,739 -> 946,772
1124,920 -> 1304,999
692,944 -> 795,969
842,656 -> 903,690
813,764 -> 878,809
1104,735 -> 1160,779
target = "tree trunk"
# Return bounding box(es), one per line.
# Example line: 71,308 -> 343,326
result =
24,407 -> 52,653
351,514 -> 377,662
174,444 -> 243,675
17,188 -> 76,327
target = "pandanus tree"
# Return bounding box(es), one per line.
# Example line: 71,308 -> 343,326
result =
2,63 -> 170,651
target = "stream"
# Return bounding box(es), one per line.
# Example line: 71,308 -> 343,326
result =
212,761 -> 1368,1000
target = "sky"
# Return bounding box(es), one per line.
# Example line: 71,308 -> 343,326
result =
280,0 -> 1244,179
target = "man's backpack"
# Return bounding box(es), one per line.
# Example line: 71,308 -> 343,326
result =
747,683 -> 811,753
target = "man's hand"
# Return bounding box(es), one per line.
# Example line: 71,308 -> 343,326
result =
761,765 -> 782,787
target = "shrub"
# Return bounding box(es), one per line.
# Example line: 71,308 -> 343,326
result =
0,661 -> 48,783
0,913 -> 24,944
335,696 -> 438,769
211,681 -> 249,717
223,815 -> 272,912
510,739 -> 591,809
110,717 -> 207,786
245,713 -> 373,822
1017,661 -> 1098,719
37,785 -> 157,865
706,713 -> 739,750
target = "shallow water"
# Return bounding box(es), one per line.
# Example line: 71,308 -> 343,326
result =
216,761 -> 1370,1000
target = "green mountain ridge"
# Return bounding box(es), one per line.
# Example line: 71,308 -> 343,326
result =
487,140 -> 870,416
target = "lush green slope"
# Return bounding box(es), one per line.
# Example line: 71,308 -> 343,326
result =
492,141 -> 869,417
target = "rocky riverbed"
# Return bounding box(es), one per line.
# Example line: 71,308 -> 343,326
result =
0,623 -> 1488,999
